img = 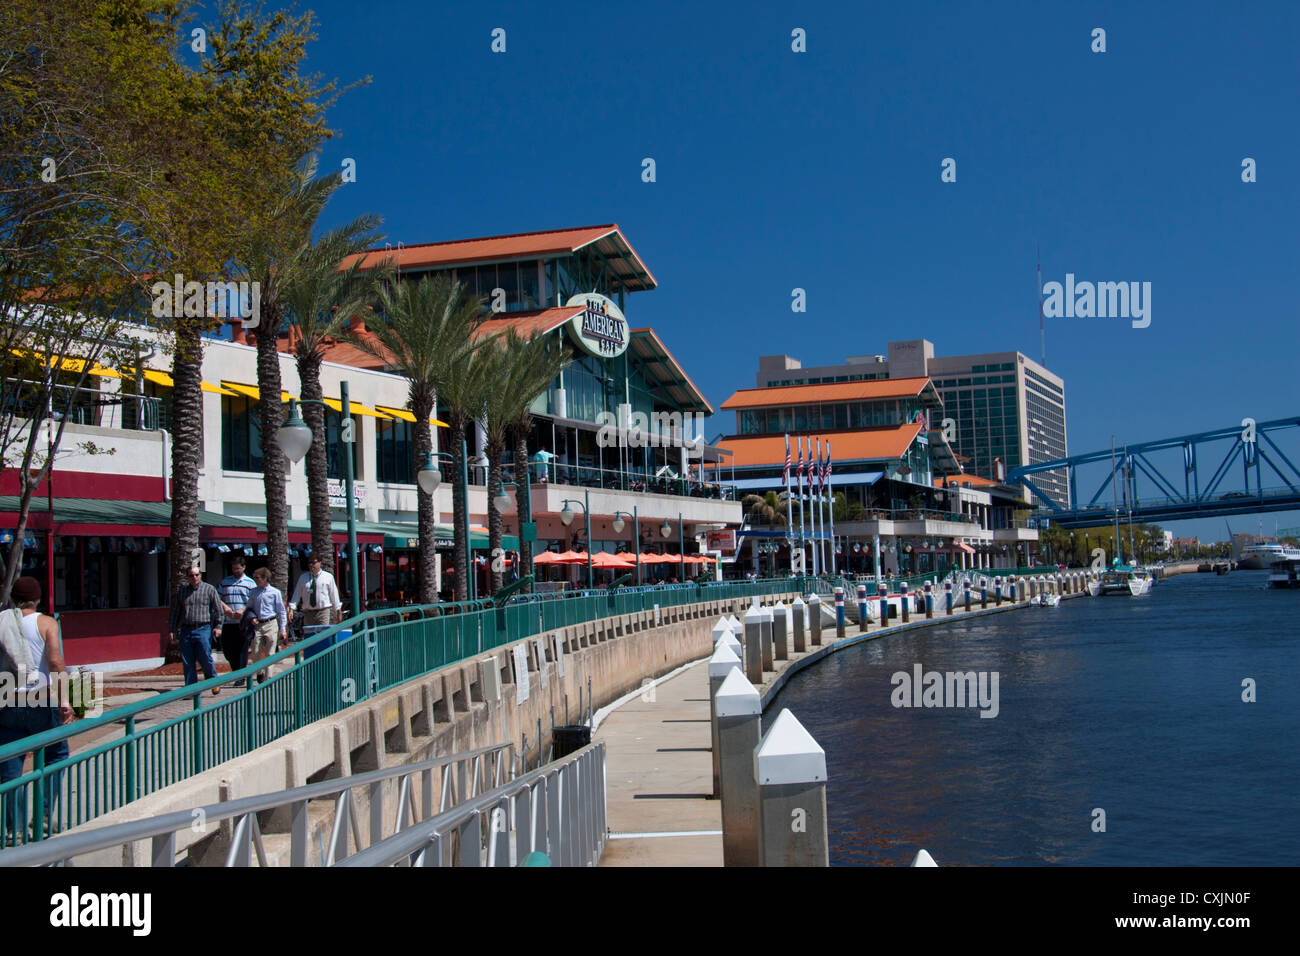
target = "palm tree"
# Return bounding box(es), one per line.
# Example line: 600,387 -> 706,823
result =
742,491 -> 789,529
230,156 -> 369,595
359,274 -> 484,603
282,210 -> 385,565
435,325 -> 493,602
480,329 -> 571,592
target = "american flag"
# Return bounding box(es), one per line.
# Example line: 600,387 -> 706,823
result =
817,440 -> 826,494
826,442 -> 833,486
796,437 -> 804,484
783,434 -> 791,487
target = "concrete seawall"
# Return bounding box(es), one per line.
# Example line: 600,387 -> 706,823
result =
73,592 -> 803,865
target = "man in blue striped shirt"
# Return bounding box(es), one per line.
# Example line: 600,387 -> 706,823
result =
218,556 -> 256,670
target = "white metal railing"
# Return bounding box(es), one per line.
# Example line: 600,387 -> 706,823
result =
336,742 -> 607,868
0,744 -> 515,868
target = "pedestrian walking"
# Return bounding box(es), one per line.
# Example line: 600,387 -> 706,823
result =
0,576 -> 72,844
218,555 -> 256,671
169,566 -> 224,693
245,567 -> 287,683
289,552 -> 342,628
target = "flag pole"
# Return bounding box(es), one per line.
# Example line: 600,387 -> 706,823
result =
806,437 -> 816,580
827,441 -> 836,576
817,437 -> 827,578
783,433 -> 792,575
797,436 -> 807,577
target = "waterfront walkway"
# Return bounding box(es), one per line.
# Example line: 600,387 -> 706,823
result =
595,590 -> 1078,866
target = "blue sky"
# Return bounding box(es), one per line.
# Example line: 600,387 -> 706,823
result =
259,0 -> 1299,541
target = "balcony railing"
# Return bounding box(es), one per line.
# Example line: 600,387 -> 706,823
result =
0,380 -> 162,432
506,461 -> 736,501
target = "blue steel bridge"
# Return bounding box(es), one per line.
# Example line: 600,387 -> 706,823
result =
1009,416 -> 1300,527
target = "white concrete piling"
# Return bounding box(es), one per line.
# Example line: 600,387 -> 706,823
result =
716,669 -> 762,867
755,709 -> 828,867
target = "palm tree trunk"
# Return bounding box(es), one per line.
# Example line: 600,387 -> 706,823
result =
168,320 -> 204,659
298,357 -> 333,566
486,440 -> 503,594
514,429 -> 532,592
256,314 -> 289,595
450,428 -> 469,602
412,393 -> 438,604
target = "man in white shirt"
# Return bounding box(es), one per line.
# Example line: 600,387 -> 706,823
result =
289,552 -> 342,628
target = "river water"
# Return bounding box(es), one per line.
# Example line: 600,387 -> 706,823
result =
764,571 -> 1299,866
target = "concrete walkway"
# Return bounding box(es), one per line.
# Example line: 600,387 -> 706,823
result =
597,661 -> 723,867
596,586 -> 1086,866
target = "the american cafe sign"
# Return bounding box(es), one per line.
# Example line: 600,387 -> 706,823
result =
565,292 -> 629,358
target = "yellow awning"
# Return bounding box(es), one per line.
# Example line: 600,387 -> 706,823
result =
322,398 -> 393,419
11,349 -> 120,378
121,368 -> 236,395
375,405 -> 450,427
221,381 -> 298,403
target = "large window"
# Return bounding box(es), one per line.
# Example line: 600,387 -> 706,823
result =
325,410 -> 360,480
377,417 -> 415,484
222,395 -> 262,472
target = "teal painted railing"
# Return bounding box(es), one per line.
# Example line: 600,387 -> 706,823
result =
0,576 -> 803,846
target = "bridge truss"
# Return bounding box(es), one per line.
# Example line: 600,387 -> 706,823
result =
1008,416 -> 1300,527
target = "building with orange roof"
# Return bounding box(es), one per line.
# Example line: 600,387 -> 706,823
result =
716,370 -> 1039,576
2,225 -> 743,663
755,338 -> 1069,505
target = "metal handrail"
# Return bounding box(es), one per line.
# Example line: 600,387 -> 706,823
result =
0,577 -> 803,844
336,742 -> 606,868
0,743 -> 515,867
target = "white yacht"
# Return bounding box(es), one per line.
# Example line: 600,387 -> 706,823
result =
1238,543 -> 1300,571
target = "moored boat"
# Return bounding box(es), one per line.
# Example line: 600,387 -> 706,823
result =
1266,558 -> 1300,589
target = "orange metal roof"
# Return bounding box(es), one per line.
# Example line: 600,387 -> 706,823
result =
717,423 -> 924,468
342,224 -> 656,289
628,328 -> 712,416
470,307 -> 582,343
721,377 -> 937,410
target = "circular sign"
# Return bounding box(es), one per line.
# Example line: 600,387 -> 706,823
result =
565,293 -> 629,358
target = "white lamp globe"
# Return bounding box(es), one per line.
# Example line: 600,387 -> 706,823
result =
278,419 -> 312,464
612,516 -> 625,533
560,505 -> 575,527
417,465 -> 442,495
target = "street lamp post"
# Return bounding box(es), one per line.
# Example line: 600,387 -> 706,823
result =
660,512 -> 683,582
278,380 -> 361,619
560,490 -> 592,589
417,438 -> 474,601
612,508 -> 639,585
494,476 -> 522,585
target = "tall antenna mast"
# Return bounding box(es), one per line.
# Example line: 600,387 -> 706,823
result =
1037,241 -> 1045,366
